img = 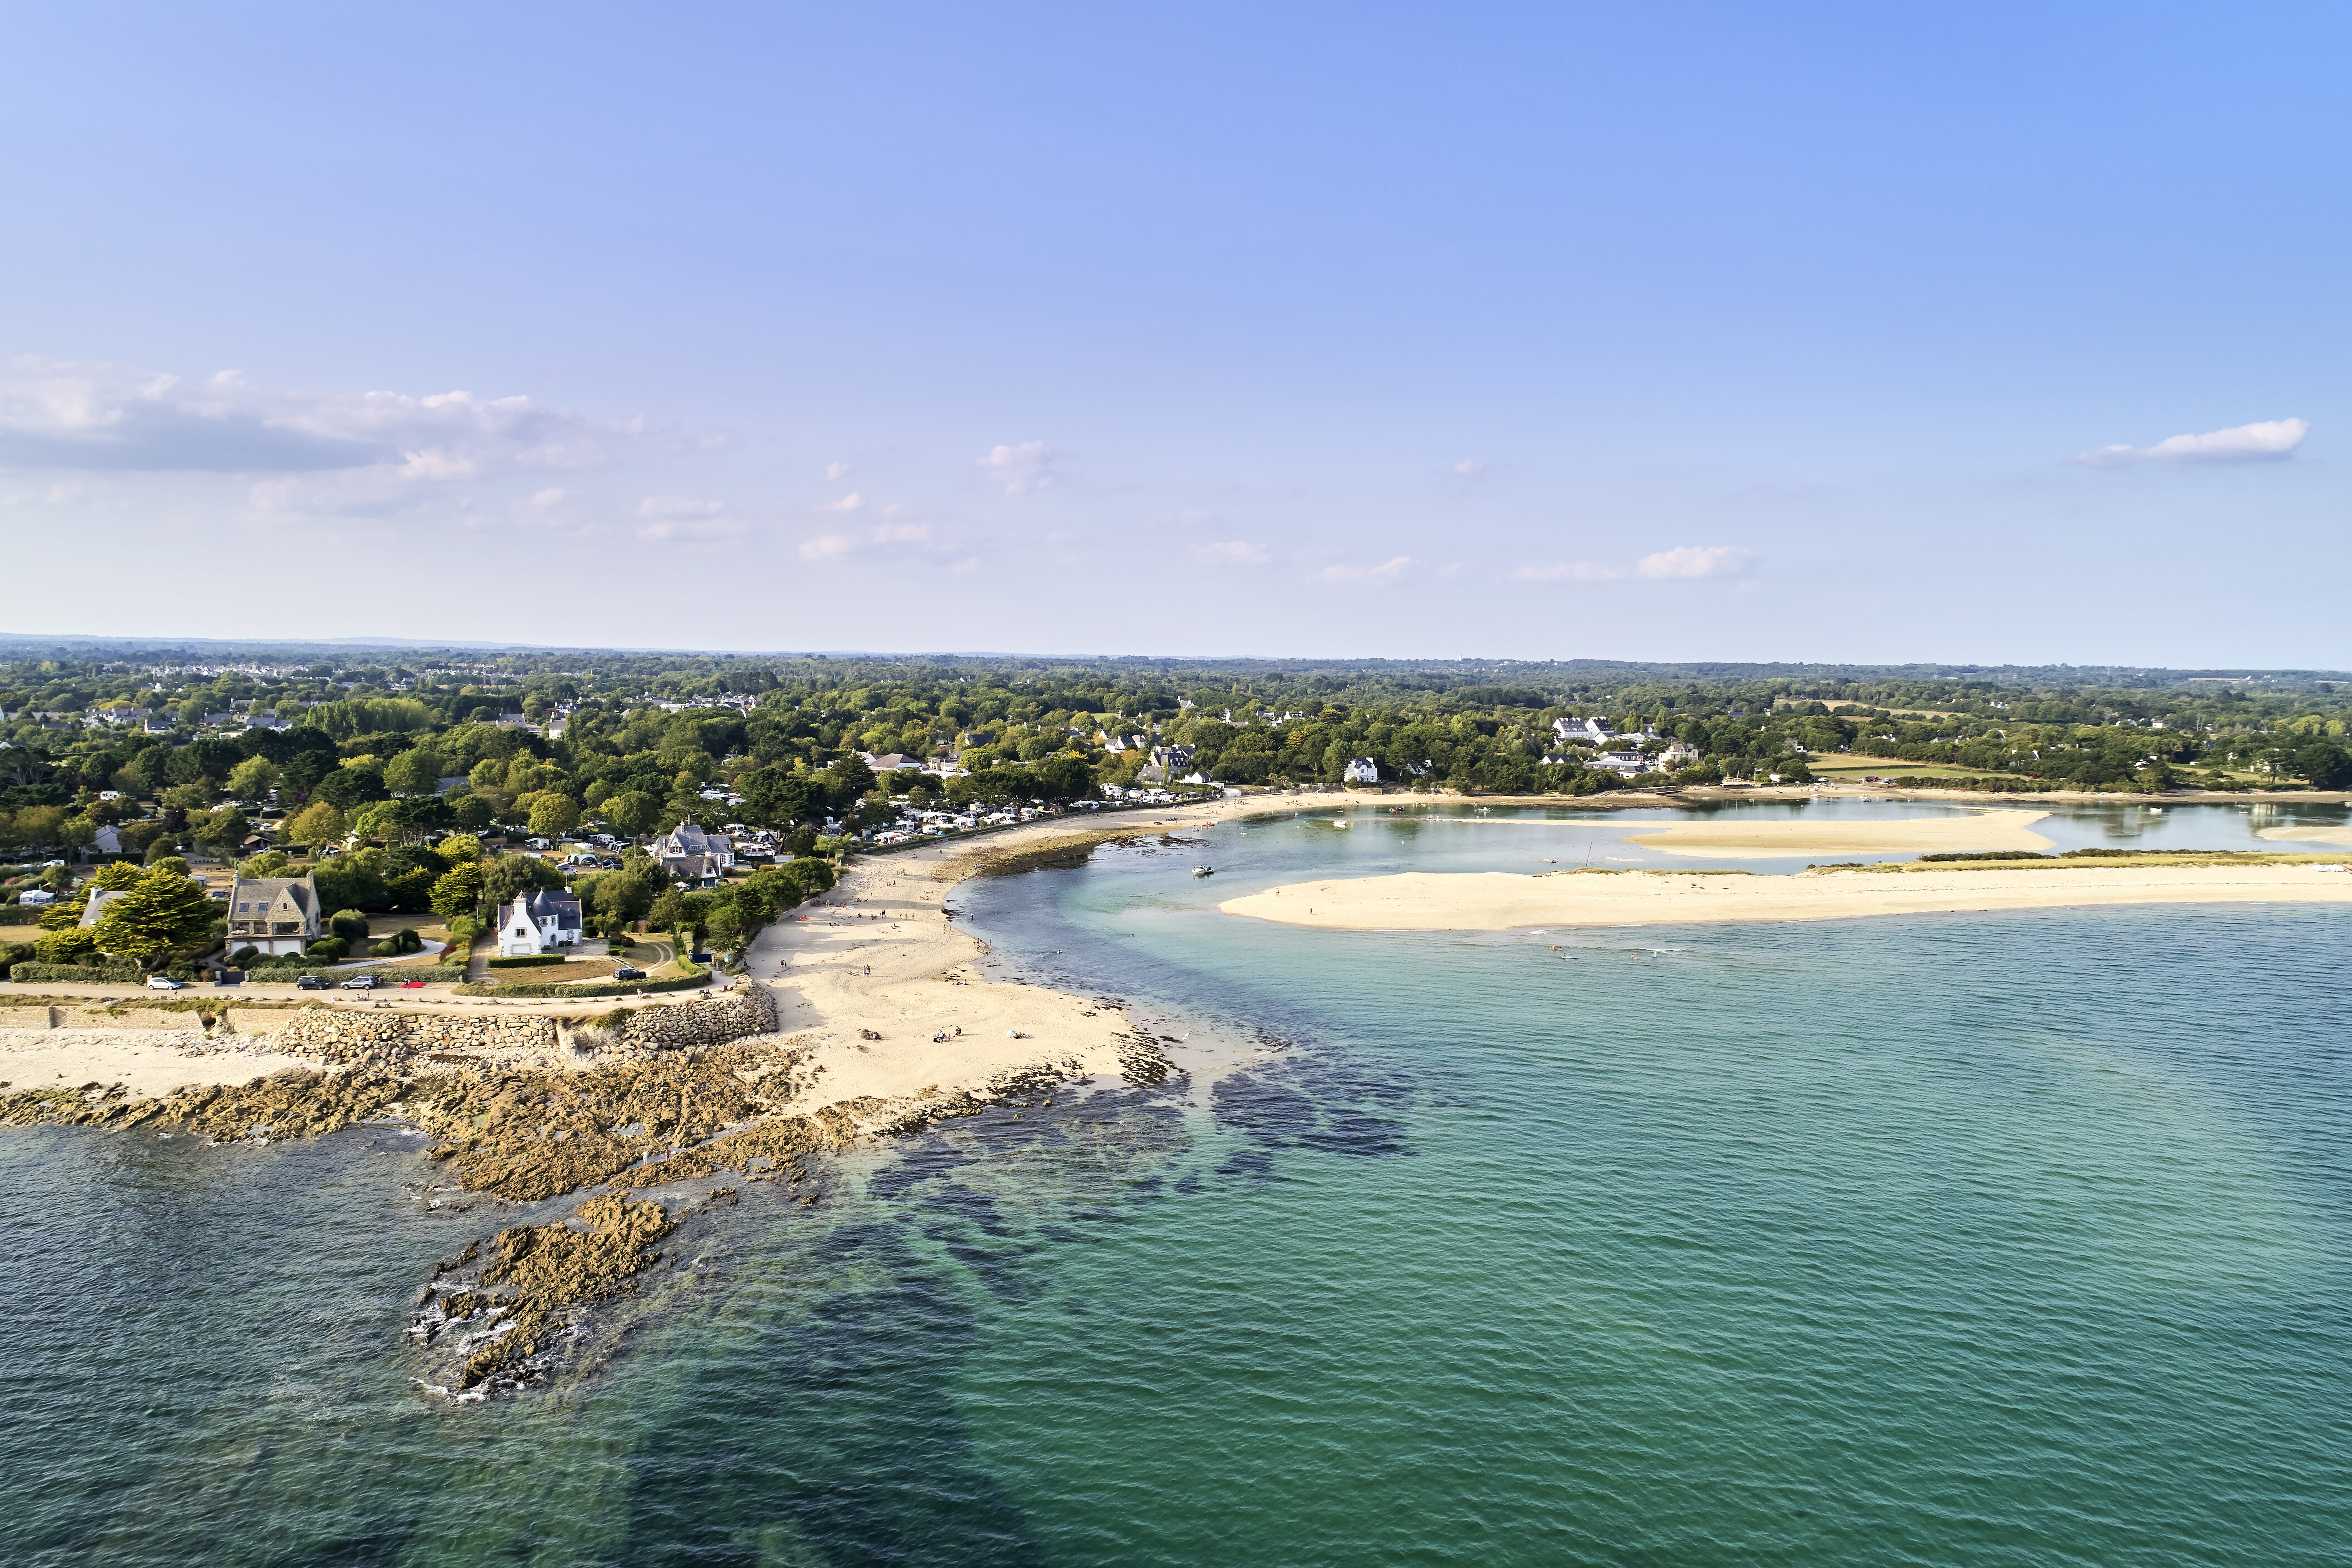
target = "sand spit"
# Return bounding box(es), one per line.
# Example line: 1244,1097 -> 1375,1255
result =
1219,860 -> 2352,932
2258,823 -> 2352,847
1621,809 -> 2055,859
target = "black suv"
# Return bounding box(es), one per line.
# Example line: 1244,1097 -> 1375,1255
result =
612,967 -> 646,982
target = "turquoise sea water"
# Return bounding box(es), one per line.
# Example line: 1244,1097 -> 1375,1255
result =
4,803 -> 2348,1566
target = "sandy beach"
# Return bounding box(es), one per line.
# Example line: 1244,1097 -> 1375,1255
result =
1218,861 -> 2352,931
0,1025 -> 326,1099
1621,809 -> 2054,858
742,793 -> 1293,1106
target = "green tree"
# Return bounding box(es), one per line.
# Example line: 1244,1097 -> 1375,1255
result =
226,754 -> 281,800
382,746 -> 445,797
648,888 -> 688,950
480,852 -> 561,913
91,865 -> 220,970
34,928 -> 101,964
2294,742 -> 2352,790
603,790 -> 661,840
285,800 -> 349,850
314,764 -> 388,811
740,769 -> 818,826
430,860 -> 487,922
192,805 -> 251,848
436,833 -> 483,866
528,793 -> 581,837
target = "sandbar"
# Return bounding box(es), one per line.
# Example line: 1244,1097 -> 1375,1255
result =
2257,823 -> 2352,847
1219,862 -> 2352,932
1621,809 -> 2054,859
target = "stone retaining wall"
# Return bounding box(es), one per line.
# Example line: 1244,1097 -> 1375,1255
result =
233,988 -> 777,1064
613,987 -> 775,1050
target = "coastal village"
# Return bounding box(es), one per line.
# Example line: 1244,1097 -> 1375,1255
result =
3,646 -> 2350,1394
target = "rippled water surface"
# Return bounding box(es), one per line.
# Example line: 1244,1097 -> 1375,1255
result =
4,804 -> 2348,1566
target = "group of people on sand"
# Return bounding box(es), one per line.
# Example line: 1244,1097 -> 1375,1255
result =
931,1025 -> 962,1043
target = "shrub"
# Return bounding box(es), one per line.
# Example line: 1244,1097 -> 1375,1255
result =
9,962 -> 143,984
329,909 -> 369,941
486,952 -> 568,968
231,945 -> 261,967
306,936 -> 351,960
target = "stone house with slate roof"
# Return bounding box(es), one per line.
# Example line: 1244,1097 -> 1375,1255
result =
226,872 -> 323,956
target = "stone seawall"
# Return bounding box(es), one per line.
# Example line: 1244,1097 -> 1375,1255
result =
253,988 -> 779,1065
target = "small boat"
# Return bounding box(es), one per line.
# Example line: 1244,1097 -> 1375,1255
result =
1193,865 -> 1215,877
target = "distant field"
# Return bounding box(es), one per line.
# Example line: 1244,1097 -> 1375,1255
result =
1810,756 -> 2022,780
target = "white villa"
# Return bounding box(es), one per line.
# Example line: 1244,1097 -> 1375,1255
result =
1343,757 -> 1380,784
497,889 -> 585,956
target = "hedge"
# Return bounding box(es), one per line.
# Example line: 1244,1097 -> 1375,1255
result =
486,952 -> 568,969
244,963 -> 468,984
453,964 -> 708,999
9,962 -> 143,984
0,906 -> 44,926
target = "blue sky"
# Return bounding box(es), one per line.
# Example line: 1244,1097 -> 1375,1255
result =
2,3 -> 2343,665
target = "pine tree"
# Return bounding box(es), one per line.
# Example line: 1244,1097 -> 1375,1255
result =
91,866 -> 218,970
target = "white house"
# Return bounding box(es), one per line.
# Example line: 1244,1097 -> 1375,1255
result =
1343,757 -> 1380,784
1553,717 -> 1619,745
497,889 -> 584,956
1591,751 -> 1652,777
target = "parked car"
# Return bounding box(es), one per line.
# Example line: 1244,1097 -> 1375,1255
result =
296,973 -> 327,990
612,967 -> 646,982
145,974 -> 185,990
341,975 -> 381,990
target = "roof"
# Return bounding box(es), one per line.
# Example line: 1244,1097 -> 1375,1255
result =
79,889 -> 128,928
229,874 -> 319,919
514,889 -> 584,929
662,824 -> 733,855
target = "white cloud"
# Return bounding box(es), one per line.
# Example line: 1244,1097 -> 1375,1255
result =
1510,561 -> 1624,582
529,487 -> 571,510
869,522 -> 929,543
951,556 -> 980,575
1636,545 -> 1754,579
980,440 -> 1054,494
1194,540 -> 1270,566
1510,546 -> 1754,582
2079,417 -> 2309,467
1452,458 -> 1485,476
1314,555 -> 1415,586
0,356 -> 693,478
824,461 -> 853,481
823,491 -> 865,512
799,534 -> 853,561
